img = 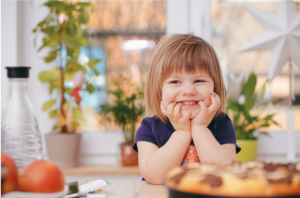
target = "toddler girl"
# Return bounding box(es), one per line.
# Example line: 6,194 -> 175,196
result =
133,34 -> 241,185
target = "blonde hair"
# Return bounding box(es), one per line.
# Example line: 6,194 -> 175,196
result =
145,34 -> 227,124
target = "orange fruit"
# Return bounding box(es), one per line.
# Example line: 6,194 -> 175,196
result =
1,154 -> 19,194
18,160 -> 65,193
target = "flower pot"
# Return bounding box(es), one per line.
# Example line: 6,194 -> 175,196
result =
236,139 -> 258,162
45,132 -> 82,168
120,143 -> 138,166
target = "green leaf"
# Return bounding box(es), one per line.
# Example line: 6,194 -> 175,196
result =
86,83 -> 95,94
51,68 -> 60,80
42,99 -> 56,111
78,10 -> 89,24
75,2 -> 92,8
245,98 -> 255,111
44,1 -> 66,13
94,69 -> 100,76
87,59 -> 100,70
263,114 -> 275,121
62,34 -> 87,47
38,37 -> 59,52
66,47 -> 80,58
37,20 -> 45,28
61,34 -> 73,46
44,53 -> 57,63
39,71 -> 52,82
226,98 -> 239,112
259,131 -> 270,137
64,61 -> 87,80
45,14 -> 54,26
65,88 -> 73,95
44,56 -> 56,63
75,37 -> 87,46
243,73 -> 257,99
52,124 -> 58,131
49,109 -> 58,118
49,82 -> 58,94
257,80 -> 267,101
271,119 -> 280,126
71,121 -> 80,129
273,98 -> 284,105
32,28 -> 37,33
259,123 -> 270,128
248,116 -> 258,124
73,108 -> 83,120
39,68 -> 60,83
41,26 -> 60,35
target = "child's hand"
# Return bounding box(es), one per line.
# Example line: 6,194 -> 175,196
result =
191,93 -> 220,128
161,101 -> 191,133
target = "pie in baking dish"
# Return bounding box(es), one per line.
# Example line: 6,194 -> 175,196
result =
165,161 -> 300,197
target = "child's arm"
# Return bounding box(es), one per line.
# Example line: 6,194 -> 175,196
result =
137,102 -> 192,185
191,93 -> 236,163
137,130 -> 191,185
192,126 -> 237,163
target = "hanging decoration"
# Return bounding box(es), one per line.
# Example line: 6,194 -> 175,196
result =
237,0 -> 300,162
238,0 -> 300,83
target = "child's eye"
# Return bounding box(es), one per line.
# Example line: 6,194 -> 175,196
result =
195,80 -> 204,83
170,80 -> 180,84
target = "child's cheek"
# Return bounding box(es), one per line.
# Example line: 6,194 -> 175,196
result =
204,91 -> 214,106
162,100 -> 169,110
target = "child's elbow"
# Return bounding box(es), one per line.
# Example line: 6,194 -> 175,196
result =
143,172 -> 164,185
144,177 -> 164,185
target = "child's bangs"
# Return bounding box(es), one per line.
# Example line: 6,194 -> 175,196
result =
160,43 -> 213,82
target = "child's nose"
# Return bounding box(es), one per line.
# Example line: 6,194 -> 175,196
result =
182,85 -> 196,95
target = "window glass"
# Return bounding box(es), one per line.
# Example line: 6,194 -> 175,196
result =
75,0 -> 166,132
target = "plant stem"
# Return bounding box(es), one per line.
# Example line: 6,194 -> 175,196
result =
58,19 -> 67,133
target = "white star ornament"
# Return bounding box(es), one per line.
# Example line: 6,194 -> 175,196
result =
237,1 -> 300,83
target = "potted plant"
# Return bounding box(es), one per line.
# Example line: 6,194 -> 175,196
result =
99,77 -> 144,166
33,0 -> 100,168
226,73 -> 282,162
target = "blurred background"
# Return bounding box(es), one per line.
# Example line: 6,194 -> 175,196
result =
1,0 -> 300,181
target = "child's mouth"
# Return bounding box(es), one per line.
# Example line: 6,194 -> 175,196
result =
181,101 -> 197,105
177,101 -> 199,107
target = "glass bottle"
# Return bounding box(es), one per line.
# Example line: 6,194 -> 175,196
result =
1,67 -> 43,171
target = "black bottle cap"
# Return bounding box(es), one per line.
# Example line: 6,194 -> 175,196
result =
5,67 -> 31,78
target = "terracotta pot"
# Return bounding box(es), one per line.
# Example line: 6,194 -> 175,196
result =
45,132 -> 82,168
120,143 -> 138,166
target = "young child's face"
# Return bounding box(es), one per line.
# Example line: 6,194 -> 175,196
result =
162,69 -> 214,119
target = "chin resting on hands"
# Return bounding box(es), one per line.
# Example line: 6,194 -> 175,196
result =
161,101 -> 191,133
191,93 -> 221,128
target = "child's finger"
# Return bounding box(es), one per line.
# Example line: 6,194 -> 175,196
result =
209,93 -> 220,112
198,101 -> 207,112
181,110 -> 191,122
160,101 -> 168,116
208,93 -> 213,106
193,107 -> 201,116
167,102 -> 176,117
173,103 -> 182,119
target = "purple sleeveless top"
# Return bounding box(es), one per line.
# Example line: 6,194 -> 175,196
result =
133,112 -> 241,153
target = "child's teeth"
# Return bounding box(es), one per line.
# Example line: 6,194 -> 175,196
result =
182,102 -> 196,105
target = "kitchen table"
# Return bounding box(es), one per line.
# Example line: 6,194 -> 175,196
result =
80,180 -> 169,198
